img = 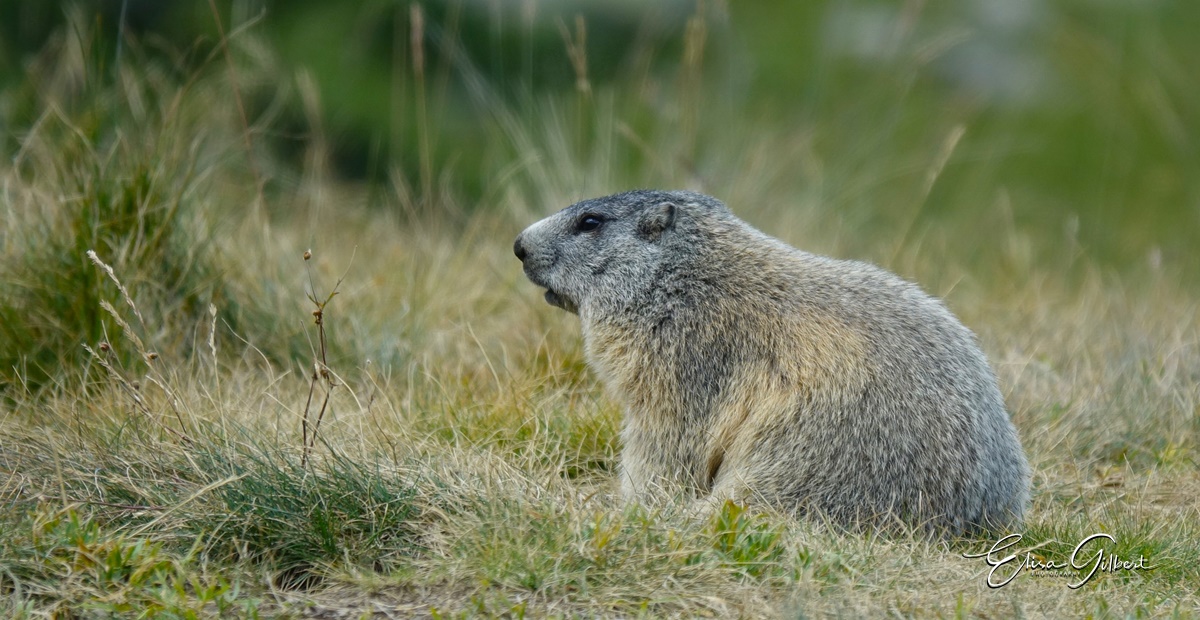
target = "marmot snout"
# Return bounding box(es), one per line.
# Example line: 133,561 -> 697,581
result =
515,189 -> 1030,534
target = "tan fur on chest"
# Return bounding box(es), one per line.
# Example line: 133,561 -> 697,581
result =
584,303 -> 872,492
581,319 -> 673,418
703,311 -> 871,488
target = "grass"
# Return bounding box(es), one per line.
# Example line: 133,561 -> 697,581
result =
2,4 -> 1199,618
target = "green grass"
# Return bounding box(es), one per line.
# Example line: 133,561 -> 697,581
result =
0,507 -> 260,617
2,4 -> 1199,618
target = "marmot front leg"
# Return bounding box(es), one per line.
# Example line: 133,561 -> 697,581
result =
619,418 -> 706,506
682,467 -> 760,523
617,430 -> 678,505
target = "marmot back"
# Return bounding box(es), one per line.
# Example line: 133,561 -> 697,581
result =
514,190 -> 1030,533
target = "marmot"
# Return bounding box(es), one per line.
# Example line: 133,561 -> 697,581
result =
514,190 -> 1029,533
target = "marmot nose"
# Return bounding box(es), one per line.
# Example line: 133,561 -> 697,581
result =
513,235 -> 527,262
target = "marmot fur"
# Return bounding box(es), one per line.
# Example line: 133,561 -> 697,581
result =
514,190 -> 1029,533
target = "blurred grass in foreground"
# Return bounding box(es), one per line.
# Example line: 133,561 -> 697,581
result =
0,2 -> 1198,617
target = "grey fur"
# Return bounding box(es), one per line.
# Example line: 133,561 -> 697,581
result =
514,190 -> 1030,533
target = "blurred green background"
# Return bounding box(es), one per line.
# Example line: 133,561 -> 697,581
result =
1,0 -> 1197,270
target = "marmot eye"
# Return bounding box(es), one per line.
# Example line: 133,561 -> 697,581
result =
576,215 -> 603,232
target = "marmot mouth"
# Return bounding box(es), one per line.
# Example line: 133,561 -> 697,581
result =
544,289 -> 578,314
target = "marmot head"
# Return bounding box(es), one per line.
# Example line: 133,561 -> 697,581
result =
514,190 -> 728,315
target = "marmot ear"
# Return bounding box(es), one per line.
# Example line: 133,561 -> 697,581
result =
638,202 -> 676,241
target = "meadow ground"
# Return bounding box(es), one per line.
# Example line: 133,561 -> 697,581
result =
2,10 -> 1199,619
